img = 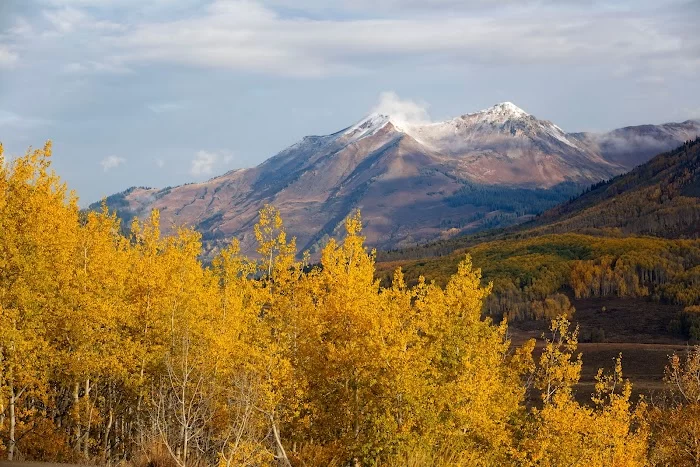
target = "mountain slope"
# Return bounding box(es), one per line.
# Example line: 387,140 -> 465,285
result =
570,120 -> 700,168
406,102 -> 620,186
531,137 -> 700,238
373,138 -> 700,341
96,103 -> 700,256
378,137 -> 700,264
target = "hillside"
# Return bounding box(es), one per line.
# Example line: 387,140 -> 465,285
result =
530,137 -> 700,238
376,139 -> 700,340
93,103 -> 700,256
379,137 -> 700,262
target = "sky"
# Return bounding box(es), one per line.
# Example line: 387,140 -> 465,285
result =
1,0 -> 699,204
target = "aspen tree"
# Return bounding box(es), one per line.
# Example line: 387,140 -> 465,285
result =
519,320 -> 648,467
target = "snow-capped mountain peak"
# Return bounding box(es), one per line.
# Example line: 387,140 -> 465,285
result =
343,102 -> 535,145
343,113 -> 396,141
468,101 -> 531,124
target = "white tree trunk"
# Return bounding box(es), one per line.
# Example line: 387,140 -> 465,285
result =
8,385 -> 16,461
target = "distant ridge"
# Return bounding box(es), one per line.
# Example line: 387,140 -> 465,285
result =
532,137 -> 700,238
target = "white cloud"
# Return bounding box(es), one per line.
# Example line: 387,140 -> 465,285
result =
100,155 -> 126,171
190,150 -> 234,177
93,0 -> 696,78
6,0 -> 697,80
41,0 -> 194,8
371,91 -> 431,126
263,0 -> 640,14
8,18 -> 34,38
191,151 -> 217,177
42,6 -> 124,34
43,7 -> 88,33
155,158 -> 165,168
0,45 -> 19,69
62,59 -> 132,74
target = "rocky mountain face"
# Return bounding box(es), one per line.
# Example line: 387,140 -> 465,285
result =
95,103 -> 700,256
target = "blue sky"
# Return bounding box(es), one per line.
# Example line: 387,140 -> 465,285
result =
1,0 -> 699,204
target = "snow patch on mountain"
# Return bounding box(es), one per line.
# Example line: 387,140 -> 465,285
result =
470,101 -> 530,123
343,113 -> 394,141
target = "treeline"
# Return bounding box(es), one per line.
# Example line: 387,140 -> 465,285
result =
378,234 -> 700,331
2,142 -> 700,466
444,181 -> 582,218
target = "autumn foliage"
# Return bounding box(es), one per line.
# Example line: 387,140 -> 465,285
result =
0,142 -> 697,466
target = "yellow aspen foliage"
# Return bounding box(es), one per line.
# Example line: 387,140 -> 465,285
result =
519,322 -> 648,467
648,347 -> 700,466
0,142 -> 677,466
254,204 -> 296,277
535,316 -> 582,404
211,239 -> 272,466
0,142 -> 76,461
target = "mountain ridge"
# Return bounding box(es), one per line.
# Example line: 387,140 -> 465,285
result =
378,137 -> 700,264
94,102 -> 700,256
530,136 -> 700,238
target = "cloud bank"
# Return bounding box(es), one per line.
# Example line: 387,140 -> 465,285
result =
4,0 -> 698,78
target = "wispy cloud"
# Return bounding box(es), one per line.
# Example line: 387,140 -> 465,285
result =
371,91 -> 431,126
62,59 -> 132,74
42,6 -> 124,34
95,0 -> 695,77
42,7 -> 88,33
100,155 -> 126,171
8,17 -> 34,38
190,150 -> 234,177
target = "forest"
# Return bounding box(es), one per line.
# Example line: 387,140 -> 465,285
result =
377,233 -> 700,339
443,180 -> 582,225
1,142 -> 700,466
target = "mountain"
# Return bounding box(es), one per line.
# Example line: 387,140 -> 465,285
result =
403,102 -> 620,186
530,136 -> 700,238
95,103 -> 700,256
374,138 -> 700,339
378,137 -> 700,264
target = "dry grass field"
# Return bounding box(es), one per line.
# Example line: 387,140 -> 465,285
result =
510,297 -> 692,403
